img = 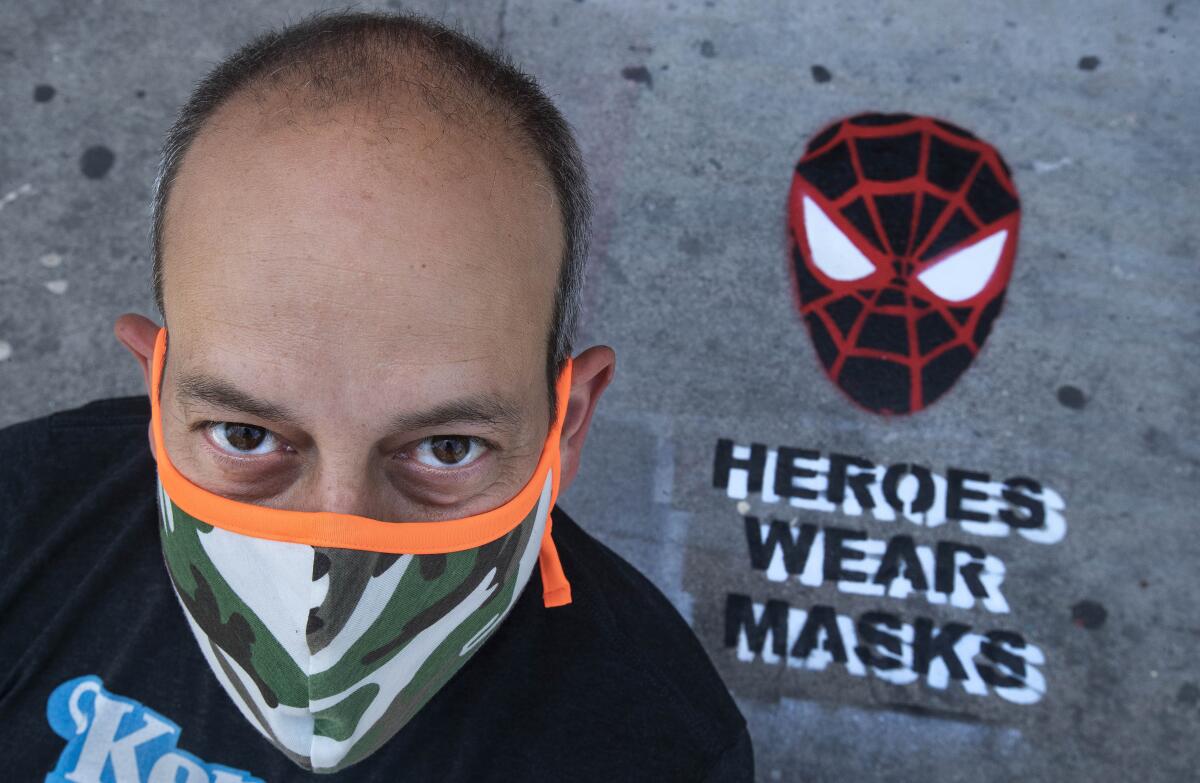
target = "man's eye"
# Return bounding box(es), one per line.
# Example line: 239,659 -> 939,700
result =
412,436 -> 487,468
208,422 -> 279,456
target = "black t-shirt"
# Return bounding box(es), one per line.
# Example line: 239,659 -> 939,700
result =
0,396 -> 752,781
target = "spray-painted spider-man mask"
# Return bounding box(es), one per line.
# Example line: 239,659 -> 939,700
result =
787,113 -> 1021,414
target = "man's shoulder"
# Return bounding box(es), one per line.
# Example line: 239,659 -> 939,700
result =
0,396 -> 152,515
549,506 -> 721,687
1,395 -> 150,433
0,395 -> 150,454
513,505 -> 752,779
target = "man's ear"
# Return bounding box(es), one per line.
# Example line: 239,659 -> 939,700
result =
113,313 -> 162,461
558,345 -> 616,494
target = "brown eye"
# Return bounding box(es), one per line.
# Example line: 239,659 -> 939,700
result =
227,425 -> 266,451
432,436 -> 469,464
414,435 -> 486,468
209,422 -> 276,455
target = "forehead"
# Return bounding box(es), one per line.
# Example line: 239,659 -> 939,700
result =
159,97 -> 563,403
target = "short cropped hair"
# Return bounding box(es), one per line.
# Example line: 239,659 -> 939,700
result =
149,8 -> 592,426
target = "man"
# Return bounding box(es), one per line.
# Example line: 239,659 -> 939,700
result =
0,8 -> 752,782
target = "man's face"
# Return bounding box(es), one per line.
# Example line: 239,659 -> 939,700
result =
156,96 -> 564,522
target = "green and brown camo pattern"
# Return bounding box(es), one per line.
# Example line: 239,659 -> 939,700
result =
155,478 -> 545,773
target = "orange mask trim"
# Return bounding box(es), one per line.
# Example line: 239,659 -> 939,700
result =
149,327 -> 573,607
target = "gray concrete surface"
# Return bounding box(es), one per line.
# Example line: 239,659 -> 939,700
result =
2,1 -> 1197,780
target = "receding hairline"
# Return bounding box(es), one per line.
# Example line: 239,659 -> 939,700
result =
198,34 -> 527,149
160,73 -> 563,265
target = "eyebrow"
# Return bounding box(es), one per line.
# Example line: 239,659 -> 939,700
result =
175,373 -> 525,434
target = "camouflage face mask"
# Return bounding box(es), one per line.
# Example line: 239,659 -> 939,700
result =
147,328 -> 573,773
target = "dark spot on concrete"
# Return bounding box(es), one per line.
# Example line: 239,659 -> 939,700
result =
1139,579 -> 1149,588
550,14 -> 559,26
628,44 -> 654,53
1072,599 -> 1107,629
700,39 -> 716,58
1178,682 -> 1199,706
1157,25 -> 1168,33
1078,55 -> 1101,71
135,89 -> 146,98
678,234 -> 705,256
1143,425 -> 1169,454
708,157 -> 722,170
33,84 -> 55,102
80,145 -> 115,179
950,74 -> 961,83
811,64 -> 832,83
621,65 -> 652,87
1057,385 -> 1086,409
1055,250 -> 1068,260
659,64 -> 669,71
1164,2 -> 1175,18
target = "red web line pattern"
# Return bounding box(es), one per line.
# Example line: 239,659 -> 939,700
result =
797,116 -> 1018,412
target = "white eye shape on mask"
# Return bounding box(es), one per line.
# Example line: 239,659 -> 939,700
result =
803,195 -> 876,282
917,229 -> 1008,302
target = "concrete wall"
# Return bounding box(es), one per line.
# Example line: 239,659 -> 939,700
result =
2,1 -> 1196,780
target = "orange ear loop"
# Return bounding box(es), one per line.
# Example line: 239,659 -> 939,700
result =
150,327 -> 573,607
